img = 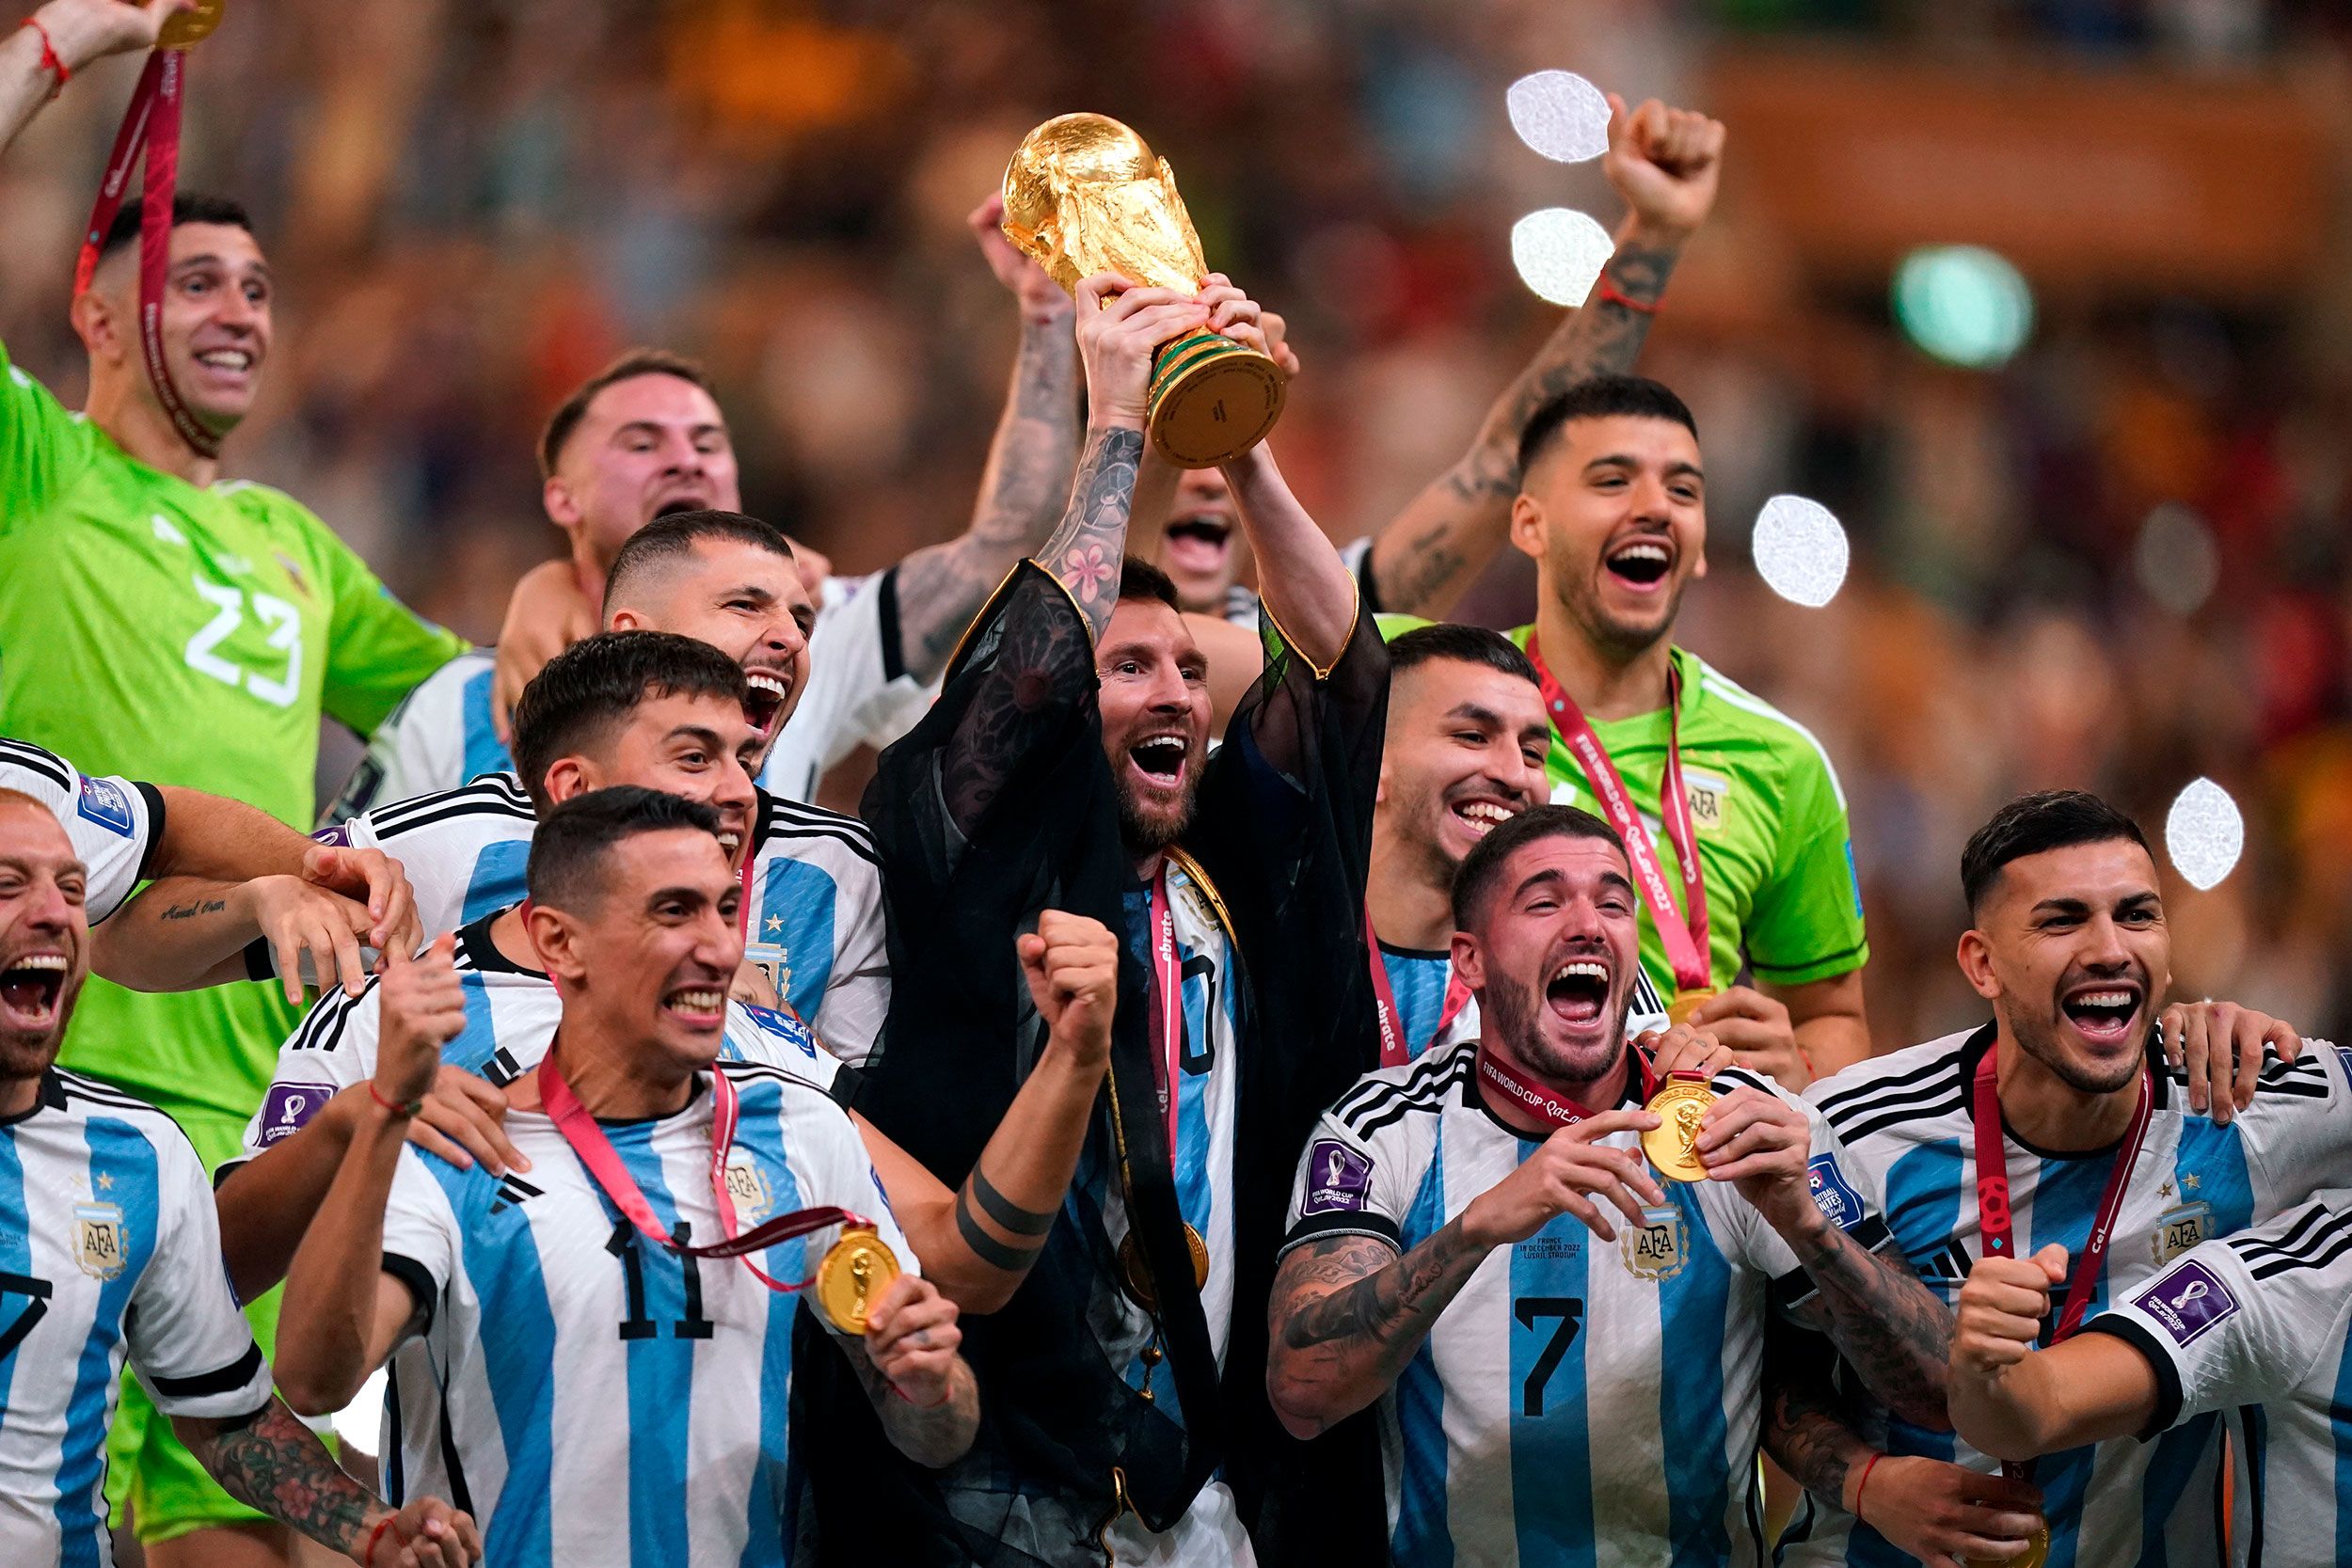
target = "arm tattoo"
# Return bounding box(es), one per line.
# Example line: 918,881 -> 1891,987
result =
1271,1224 -> 1486,1435
896,317 -> 1082,680
969,1164 -> 1057,1235
1036,425 -> 1144,641
159,898 -> 229,921
183,1397 -> 379,1554
1761,1318 -> 1870,1505
1787,1225 -> 1954,1430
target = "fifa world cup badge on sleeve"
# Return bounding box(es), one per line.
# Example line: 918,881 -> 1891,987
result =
259,1083 -> 335,1146
74,776 -> 135,836
1301,1140 -> 1373,1215
2133,1259 -> 2239,1346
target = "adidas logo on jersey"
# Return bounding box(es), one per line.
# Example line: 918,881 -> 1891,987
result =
487,1174 -> 544,1215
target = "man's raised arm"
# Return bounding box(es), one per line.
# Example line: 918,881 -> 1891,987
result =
1366,94 -> 1724,616
2,0 -> 186,154
888,195 -> 1083,681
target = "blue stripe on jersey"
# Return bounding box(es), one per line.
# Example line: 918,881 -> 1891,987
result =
462,841 -> 532,928
427,1161 -> 556,1568
2136,1412 -> 2218,1567
2171,1118 -> 2254,1241
0,1133 -> 33,1428
609,1128 -> 695,1567
1379,950 -> 1454,1063
754,859 -> 841,1020
2334,1340 -> 2352,1563
723,1080 -> 804,1568
1660,1193 -> 1735,1566
1392,1136 -> 1454,1568
2022,1154 -> 2112,1568
1509,1143 -> 1595,1568
445,973 -> 501,1079
460,667 -> 514,786
55,1118 -> 160,1568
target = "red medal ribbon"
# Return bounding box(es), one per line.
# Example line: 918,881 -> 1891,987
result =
1364,906 -> 1472,1069
1148,866 -> 1185,1157
1969,1045 -> 2153,1492
1527,640 -> 1709,995
1474,1035 -> 1663,1132
539,1046 -> 866,1296
72,49 -> 219,460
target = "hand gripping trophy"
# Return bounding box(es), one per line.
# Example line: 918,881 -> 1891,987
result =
1002,113 -> 1286,468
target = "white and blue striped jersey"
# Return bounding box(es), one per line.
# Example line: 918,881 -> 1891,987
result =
1284,1040 -> 1889,1566
1375,943 -> 1668,1065
237,914 -> 837,1162
324,650 -> 501,823
2087,1188 -> 2352,1568
326,570 -> 931,817
1783,1025 -> 2352,1568
375,1058 -> 913,1567
326,773 -> 889,1061
0,1069 -> 274,1566
1079,856 -> 1251,1566
1,736 -> 159,924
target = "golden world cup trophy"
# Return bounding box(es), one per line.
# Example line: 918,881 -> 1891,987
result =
1003,114 -> 1286,469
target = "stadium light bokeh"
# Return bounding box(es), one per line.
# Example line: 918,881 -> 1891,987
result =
1892,245 -> 2036,369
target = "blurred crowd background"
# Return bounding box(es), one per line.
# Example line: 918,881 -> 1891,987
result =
5,0 -> 2350,1053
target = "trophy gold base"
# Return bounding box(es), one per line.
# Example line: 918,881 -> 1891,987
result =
1147,328 -> 1285,469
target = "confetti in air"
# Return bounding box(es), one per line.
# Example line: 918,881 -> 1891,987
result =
1751,496 -> 1850,609
1506,71 -> 1612,164
1511,208 -> 1614,307
2165,778 -> 2245,891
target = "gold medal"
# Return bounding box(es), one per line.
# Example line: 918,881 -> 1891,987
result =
1967,1527 -> 2047,1568
1666,988 -> 1717,1027
1641,1077 -> 1717,1182
813,1226 -> 898,1336
1118,1223 -> 1209,1311
158,0 -> 226,50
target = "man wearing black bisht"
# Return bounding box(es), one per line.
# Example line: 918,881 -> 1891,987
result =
798,268 -> 1387,1565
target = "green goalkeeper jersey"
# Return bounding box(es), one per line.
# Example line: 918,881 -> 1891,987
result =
0,338 -> 466,1117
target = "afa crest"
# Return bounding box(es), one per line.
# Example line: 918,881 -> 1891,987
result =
74,1201 -> 127,1280
724,1156 -> 773,1226
743,942 -> 794,1002
1682,769 -> 1730,832
2155,1203 -> 2212,1265
1622,1204 -> 1687,1281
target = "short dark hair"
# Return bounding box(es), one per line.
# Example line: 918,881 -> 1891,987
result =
538,349 -> 718,478
1120,556 -> 1180,611
602,510 -> 794,617
1517,374 -> 1698,479
1451,804 -> 1627,931
510,632 -> 749,811
527,786 -> 723,914
1960,790 -> 2153,915
97,192 -> 255,265
1388,623 -> 1539,686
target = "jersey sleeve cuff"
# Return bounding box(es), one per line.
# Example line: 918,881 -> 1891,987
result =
1746,940 -> 1870,989
875,565 -> 907,684
2079,1313 -> 2183,1438
382,1252 -> 440,1336
132,780 -> 167,883
1278,1210 -> 1402,1261
1770,1213 -> 1893,1316
145,1340 -> 271,1417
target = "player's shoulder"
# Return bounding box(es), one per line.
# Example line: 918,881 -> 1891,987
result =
47,1069 -> 201,1163
1327,1037 -> 1478,1146
2192,1039 -> 2345,1126
350,770 -> 535,843
754,787 -> 879,869
399,649 -> 495,705
716,1055 -> 852,1127
2220,1187 -> 2352,1281
210,476 -> 335,536
1686,655 -> 1847,795
0,736 -> 77,806
1806,1029 -> 1978,1146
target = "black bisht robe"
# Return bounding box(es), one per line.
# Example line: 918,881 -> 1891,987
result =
793,562 -> 1390,1564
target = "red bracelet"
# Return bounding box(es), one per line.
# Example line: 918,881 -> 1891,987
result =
1851,1450 -> 1884,1523
1597,277 -> 1659,315
19,17 -> 69,98
368,1082 -> 421,1119
889,1380 -> 952,1409
362,1515 -> 405,1568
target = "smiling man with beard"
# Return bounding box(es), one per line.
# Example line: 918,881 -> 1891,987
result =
1367,625 -> 1673,1068
1266,805 -> 1949,1565
1775,791 -> 2352,1568
1494,375 -> 1868,1085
